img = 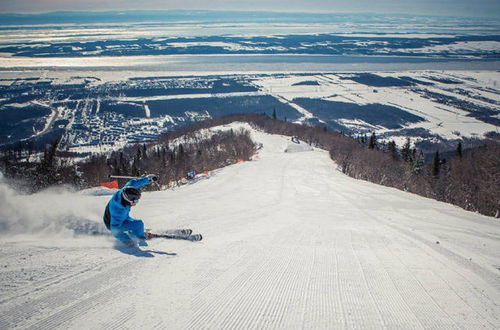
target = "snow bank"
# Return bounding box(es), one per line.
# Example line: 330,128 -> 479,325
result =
0,175 -> 107,236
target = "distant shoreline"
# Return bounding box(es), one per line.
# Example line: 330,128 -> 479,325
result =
0,10 -> 498,25
0,54 -> 499,72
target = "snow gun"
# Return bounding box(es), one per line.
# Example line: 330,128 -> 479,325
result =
109,174 -> 161,190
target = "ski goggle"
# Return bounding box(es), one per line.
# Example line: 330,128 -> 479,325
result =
123,194 -> 140,205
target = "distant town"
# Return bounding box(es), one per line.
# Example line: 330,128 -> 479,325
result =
1,71 -> 498,158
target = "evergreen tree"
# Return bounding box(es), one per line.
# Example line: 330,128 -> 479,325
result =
457,141 -> 463,159
368,132 -> 377,149
360,134 -> 367,145
401,138 -> 412,162
178,144 -> 185,157
413,151 -> 425,174
272,108 -> 277,120
135,147 -> 141,163
387,141 -> 398,159
118,152 -> 128,175
432,151 -> 441,177
42,139 -> 60,170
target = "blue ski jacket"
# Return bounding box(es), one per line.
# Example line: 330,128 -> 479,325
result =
104,177 -> 152,229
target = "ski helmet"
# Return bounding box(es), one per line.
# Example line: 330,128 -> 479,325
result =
122,187 -> 141,204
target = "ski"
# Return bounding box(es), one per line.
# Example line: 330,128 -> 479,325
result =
148,233 -> 202,242
161,229 -> 193,236
145,228 -> 193,236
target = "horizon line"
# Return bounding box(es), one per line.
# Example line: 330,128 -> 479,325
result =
0,9 -> 497,21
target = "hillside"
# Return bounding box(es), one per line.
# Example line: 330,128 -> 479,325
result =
0,124 -> 498,329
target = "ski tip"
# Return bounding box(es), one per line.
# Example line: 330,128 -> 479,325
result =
190,233 -> 202,242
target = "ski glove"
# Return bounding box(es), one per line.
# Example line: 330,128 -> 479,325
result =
147,174 -> 159,182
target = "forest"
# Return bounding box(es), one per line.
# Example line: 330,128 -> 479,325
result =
1,113 -> 498,217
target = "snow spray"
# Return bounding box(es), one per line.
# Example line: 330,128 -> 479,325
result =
0,176 -> 107,235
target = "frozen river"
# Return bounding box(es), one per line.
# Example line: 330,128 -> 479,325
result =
1,54 -> 499,74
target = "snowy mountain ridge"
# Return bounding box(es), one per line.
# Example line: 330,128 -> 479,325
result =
0,124 -> 498,329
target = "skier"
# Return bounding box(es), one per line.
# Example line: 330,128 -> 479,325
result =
103,174 -> 158,246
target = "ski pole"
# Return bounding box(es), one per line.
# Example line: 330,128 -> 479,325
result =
109,175 -> 162,190
152,181 -> 161,190
108,175 -> 138,179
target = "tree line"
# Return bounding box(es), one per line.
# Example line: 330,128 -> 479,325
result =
176,113 -> 498,217
1,112 -> 498,217
0,127 -> 255,192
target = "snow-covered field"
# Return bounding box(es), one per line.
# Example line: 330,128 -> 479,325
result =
253,71 -> 500,144
0,125 -> 498,329
0,68 -> 497,157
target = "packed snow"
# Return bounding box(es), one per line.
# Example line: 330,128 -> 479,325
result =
0,124 -> 498,329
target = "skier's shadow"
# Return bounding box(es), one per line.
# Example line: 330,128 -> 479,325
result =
114,245 -> 177,258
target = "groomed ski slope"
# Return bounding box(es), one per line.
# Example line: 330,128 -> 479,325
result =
0,123 -> 499,329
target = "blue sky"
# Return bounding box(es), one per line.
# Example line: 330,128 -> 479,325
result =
0,0 -> 498,18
